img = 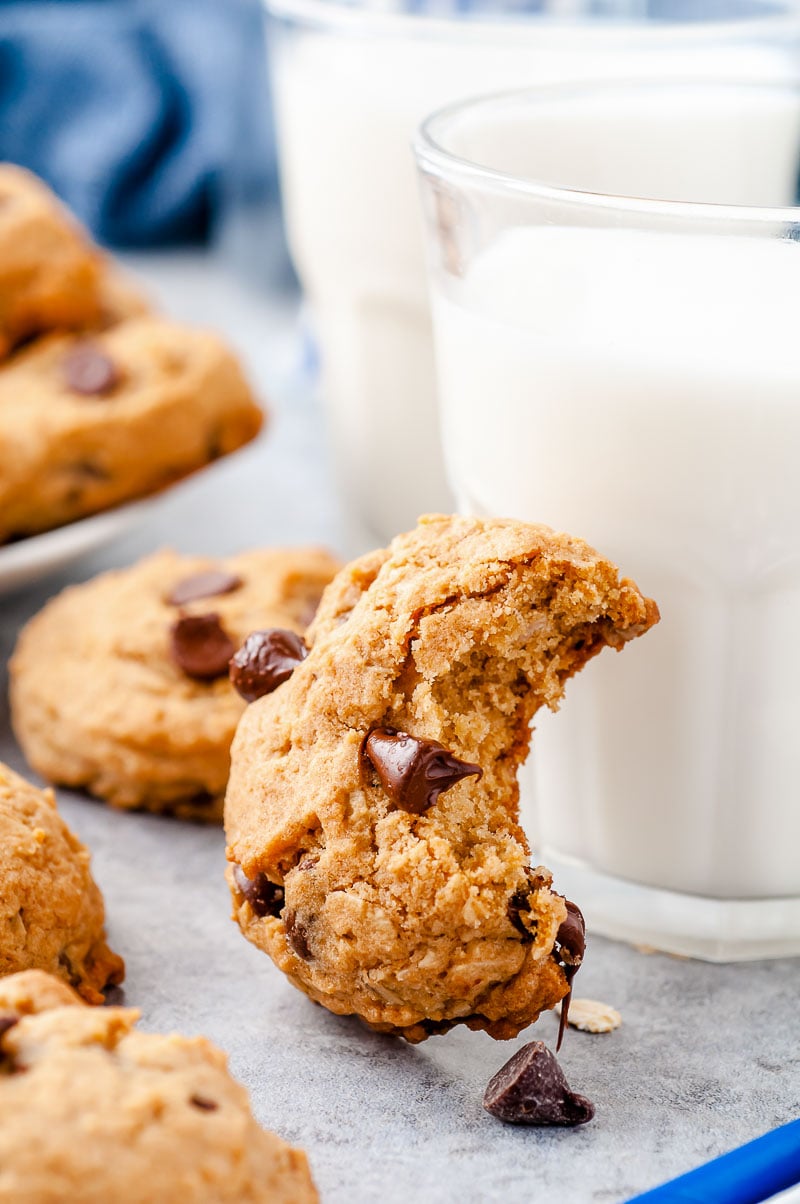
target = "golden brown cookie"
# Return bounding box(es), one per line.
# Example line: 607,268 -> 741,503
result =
0,970 -> 318,1204
10,548 -> 339,819
0,314 -> 263,543
0,763 -> 123,1002
0,164 -> 103,358
225,514 -> 658,1041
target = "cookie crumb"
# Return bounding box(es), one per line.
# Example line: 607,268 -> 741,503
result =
557,997 -> 621,1034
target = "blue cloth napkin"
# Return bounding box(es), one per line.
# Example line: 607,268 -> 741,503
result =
0,0 -> 276,246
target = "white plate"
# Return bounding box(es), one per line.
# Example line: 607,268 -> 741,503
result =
0,500 -> 154,598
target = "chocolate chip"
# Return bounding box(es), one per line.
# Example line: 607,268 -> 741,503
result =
166,570 -> 243,607
232,864 -> 284,918
284,909 -> 312,960
169,613 -> 235,681
483,1041 -> 595,1127
63,342 -> 121,396
0,1016 -> 18,1043
68,460 -> 110,481
508,890 -> 534,940
553,899 -> 586,1050
364,728 -> 482,815
0,1015 -> 19,1067
508,868 -> 551,940
190,1094 -> 218,1112
556,899 -> 586,966
102,985 -> 126,1007
229,629 -> 308,703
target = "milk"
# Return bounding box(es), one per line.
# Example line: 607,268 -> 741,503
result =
432,225 -> 800,901
269,11 -> 788,545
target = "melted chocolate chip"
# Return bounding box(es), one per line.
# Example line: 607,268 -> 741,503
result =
284,909 -> 312,960
554,899 -> 586,1051
508,890 -> 534,940
229,629 -> 308,703
232,864 -> 284,918
363,729 -> 482,815
170,613 -> 235,680
166,570 -> 243,607
483,1041 -> 595,1127
507,868 -> 549,941
0,1016 -> 18,1043
190,1094 -> 219,1112
0,1015 -> 19,1068
63,343 -> 121,396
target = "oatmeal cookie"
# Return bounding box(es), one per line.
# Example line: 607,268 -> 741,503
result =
225,514 -> 658,1041
0,314 -> 263,543
0,970 -> 318,1203
0,164 -> 103,357
0,763 -> 123,1002
10,548 -> 339,819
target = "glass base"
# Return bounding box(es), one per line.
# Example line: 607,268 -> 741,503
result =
541,849 -> 800,962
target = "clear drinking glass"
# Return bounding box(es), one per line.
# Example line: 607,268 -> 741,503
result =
415,76 -> 800,961
265,0 -> 798,550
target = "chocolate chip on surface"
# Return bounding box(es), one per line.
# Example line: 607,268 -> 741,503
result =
189,1094 -> 219,1112
483,1041 -> 595,1127
169,613 -> 235,681
229,629 -> 308,702
63,343 -> 121,396
553,899 -> 586,1050
166,570 -> 243,607
364,728 -> 482,815
232,864 -> 285,918
284,909 -> 312,960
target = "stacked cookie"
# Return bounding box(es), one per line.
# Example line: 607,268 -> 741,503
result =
0,165 -> 263,544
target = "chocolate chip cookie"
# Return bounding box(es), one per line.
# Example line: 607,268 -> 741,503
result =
10,548 -> 339,819
0,762 -> 123,1002
0,315 -> 263,543
0,970 -> 318,1203
0,164 -> 104,358
225,514 -> 658,1041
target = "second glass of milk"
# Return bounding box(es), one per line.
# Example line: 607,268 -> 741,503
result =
416,78 -> 800,960
266,0 -> 797,550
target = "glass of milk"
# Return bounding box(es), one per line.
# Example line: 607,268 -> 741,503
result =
266,0 -> 798,549
416,76 -> 800,960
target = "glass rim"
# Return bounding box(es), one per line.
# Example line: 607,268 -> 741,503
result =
415,78 -> 800,224
264,0 -> 797,45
